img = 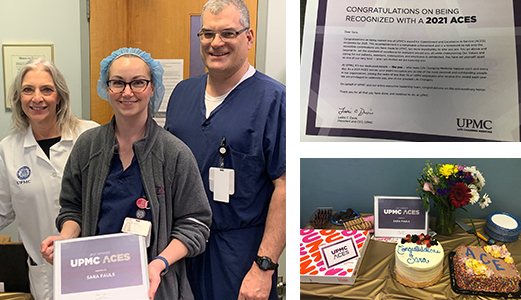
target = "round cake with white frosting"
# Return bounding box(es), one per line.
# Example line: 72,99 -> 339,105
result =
394,234 -> 444,288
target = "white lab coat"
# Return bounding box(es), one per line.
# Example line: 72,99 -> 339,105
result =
0,119 -> 98,300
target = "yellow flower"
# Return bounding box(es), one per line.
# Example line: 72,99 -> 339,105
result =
505,256 -> 514,264
475,265 -> 488,275
465,258 -> 489,275
439,164 -> 457,178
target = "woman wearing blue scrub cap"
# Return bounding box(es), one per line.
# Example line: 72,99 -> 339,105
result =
97,47 -> 166,115
41,48 -> 212,300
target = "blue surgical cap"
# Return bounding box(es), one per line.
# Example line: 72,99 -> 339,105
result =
97,47 -> 165,114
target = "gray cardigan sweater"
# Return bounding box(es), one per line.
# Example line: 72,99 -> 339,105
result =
56,116 -> 211,300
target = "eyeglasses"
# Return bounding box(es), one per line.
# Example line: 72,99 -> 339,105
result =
197,27 -> 249,43
21,86 -> 56,97
106,79 -> 151,94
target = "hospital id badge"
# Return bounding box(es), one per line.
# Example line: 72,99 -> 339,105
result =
209,167 -> 235,203
122,217 -> 151,247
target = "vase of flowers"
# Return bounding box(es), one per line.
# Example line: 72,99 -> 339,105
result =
434,204 -> 456,235
417,161 -> 492,238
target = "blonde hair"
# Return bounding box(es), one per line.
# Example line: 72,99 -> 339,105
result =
9,58 -> 79,135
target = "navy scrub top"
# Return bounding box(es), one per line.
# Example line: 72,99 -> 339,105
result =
165,72 -> 286,300
98,154 -> 152,235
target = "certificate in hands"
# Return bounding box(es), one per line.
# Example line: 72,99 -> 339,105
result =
54,233 -> 149,300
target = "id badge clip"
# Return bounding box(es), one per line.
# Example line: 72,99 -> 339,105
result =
122,217 -> 152,247
209,137 -> 235,203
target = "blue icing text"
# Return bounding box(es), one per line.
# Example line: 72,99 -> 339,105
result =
465,247 -> 505,272
397,245 -> 441,265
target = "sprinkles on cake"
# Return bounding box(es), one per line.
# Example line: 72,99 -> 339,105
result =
453,245 -> 520,293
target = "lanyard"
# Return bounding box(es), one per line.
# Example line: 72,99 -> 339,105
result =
218,137 -> 227,168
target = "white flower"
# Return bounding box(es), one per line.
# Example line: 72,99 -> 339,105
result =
464,166 -> 477,173
469,187 -> 479,205
465,166 -> 485,189
475,170 -> 486,188
479,193 -> 492,209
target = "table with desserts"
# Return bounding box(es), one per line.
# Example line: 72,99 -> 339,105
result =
300,216 -> 521,300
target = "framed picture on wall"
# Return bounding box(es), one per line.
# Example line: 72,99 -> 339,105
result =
2,44 -> 54,109
374,196 -> 429,238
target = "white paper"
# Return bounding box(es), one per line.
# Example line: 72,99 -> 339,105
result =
303,0 -> 520,141
156,59 -> 184,113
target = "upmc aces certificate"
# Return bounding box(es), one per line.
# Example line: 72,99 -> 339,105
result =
305,0 -> 520,141
54,233 -> 149,300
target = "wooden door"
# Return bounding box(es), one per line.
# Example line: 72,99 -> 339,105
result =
89,0 -> 258,124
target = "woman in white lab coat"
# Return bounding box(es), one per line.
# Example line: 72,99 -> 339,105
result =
0,58 -> 98,300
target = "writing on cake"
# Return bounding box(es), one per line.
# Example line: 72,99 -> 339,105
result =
453,245 -> 520,293
397,244 -> 442,265
394,234 -> 444,288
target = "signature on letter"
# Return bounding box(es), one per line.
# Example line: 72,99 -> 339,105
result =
338,107 -> 374,116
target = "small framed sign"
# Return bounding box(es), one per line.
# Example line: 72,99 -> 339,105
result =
2,44 -> 54,109
374,196 -> 429,238
54,233 -> 149,300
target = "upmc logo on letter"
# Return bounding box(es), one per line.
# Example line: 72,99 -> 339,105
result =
456,118 -> 493,134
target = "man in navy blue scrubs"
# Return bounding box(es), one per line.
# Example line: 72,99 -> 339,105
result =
164,0 -> 286,299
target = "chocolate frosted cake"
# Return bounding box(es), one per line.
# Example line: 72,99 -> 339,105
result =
453,245 -> 520,293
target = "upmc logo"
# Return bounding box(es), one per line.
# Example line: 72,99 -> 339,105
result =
456,118 -> 493,133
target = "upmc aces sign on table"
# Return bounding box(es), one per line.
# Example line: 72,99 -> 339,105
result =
374,196 -> 429,237
54,233 -> 149,300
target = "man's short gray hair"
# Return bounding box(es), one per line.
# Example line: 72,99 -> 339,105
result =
202,0 -> 250,28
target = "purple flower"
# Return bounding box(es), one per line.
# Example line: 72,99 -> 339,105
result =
436,188 -> 450,197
